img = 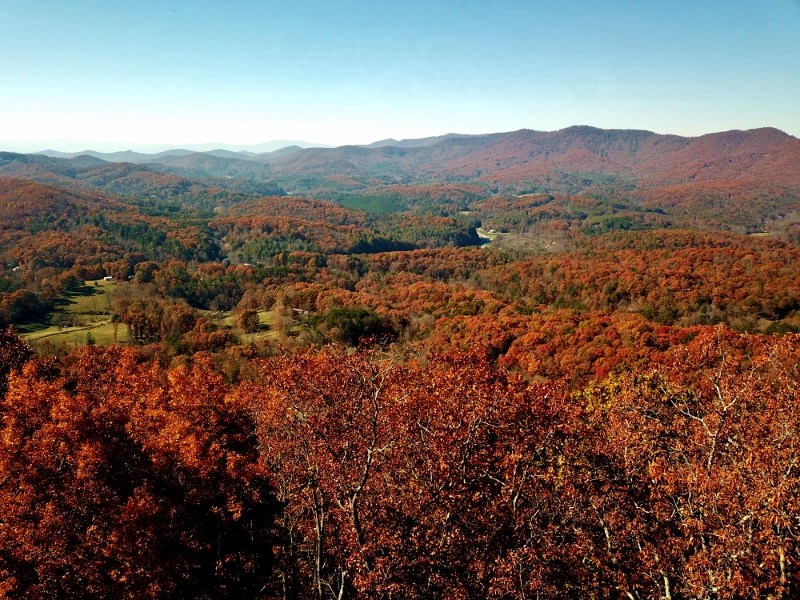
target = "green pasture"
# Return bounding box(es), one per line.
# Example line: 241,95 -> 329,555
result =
236,310 -> 279,343
20,279 -> 126,348
20,279 -> 281,350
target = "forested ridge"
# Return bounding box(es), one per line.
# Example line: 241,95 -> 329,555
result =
2,127 -> 800,597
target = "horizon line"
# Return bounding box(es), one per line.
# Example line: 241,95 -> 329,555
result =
1,124 -> 796,155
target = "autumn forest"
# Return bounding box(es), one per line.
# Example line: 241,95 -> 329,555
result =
2,126 -> 800,598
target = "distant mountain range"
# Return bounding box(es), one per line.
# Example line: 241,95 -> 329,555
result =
3,125 -> 800,241
362,133 -> 478,149
37,142 -> 318,164
6,125 -> 798,205
30,126 -> 799,188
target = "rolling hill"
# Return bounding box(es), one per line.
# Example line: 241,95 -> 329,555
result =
24,126 -> 800,192
262,126 -> 800,187
6,126 -> 800,239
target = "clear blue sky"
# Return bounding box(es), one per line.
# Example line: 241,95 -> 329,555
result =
1,0 -> 798,151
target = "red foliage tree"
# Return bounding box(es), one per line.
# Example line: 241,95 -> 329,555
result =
238,347 -> 580,598
575,328 -> 800,597
0,348 -> 281,598
0,326 -> 33,397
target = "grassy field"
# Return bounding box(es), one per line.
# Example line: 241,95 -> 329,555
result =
19,279 -> 281,351
243,310 -> 278,343
206,309 -> 279,343
19,279 -> 126,349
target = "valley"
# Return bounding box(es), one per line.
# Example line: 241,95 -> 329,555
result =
2,126 -> 800,598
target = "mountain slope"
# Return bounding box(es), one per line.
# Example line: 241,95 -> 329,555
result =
33,127 -> 800,190
264,126 -> 800,187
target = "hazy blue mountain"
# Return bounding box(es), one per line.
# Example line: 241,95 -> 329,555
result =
363,133 -> 478,148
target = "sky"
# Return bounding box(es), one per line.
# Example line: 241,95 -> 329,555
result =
1,0 -> 798,152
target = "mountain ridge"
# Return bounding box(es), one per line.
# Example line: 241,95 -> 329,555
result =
253,126 -> 800,189
29,126 -> 796,163
8,126 -> 800,203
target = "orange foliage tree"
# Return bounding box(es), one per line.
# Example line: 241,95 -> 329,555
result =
0,346 -> 280,598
